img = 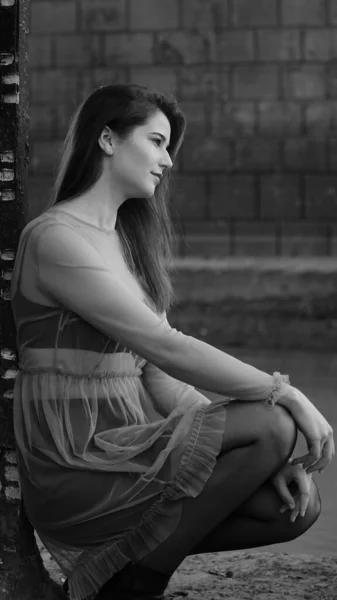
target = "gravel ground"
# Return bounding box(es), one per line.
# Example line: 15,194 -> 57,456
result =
39,542 -> 337,600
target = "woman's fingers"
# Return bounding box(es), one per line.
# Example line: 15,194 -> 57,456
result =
307,436 -> 335,474
280,494 -> 302,522
290,434 -> 335,472
297,478 -> 312,516
290,466 -> 312,517
281,471 -> 312,521
275,478 -> 295,510
291,439 -> 321,469
290,497 -> 301,523
285,387 -> 335,473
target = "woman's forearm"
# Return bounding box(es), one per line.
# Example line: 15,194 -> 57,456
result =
158,331 -> 290,403
277,386 -> 311,411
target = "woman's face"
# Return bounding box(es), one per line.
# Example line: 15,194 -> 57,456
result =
109,110 -> 173,198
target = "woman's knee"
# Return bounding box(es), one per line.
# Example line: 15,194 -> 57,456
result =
221,401 -> 297,458
261,403 -> 298,461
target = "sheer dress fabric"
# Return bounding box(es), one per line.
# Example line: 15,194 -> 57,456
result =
10,210 -> 230,600
11,208 -> 279,600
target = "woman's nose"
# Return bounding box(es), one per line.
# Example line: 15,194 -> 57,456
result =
161,150 -> 173,170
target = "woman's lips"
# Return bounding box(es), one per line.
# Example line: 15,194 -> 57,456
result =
151,172 -> 162,181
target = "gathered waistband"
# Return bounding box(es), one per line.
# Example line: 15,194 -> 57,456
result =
18,347 -> 145,378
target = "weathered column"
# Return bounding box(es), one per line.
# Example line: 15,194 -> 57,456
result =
0,1 -> 63,597
0,0 -> 29,546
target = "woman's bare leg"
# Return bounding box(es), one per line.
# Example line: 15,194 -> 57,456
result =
138,401 -> 298,575
189,478 -> 321,554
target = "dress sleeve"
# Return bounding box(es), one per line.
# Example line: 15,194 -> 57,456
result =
142,311 -> 218,416
33,222 -> 288,402
142,361 -> 212,418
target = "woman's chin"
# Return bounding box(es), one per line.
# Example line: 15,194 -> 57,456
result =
128,183 -> 156,199
140,184 -> 157,198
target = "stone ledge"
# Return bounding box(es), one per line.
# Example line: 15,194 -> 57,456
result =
167,257 -> 337,349
169,256 -> 337,302
171,257 -> 337,273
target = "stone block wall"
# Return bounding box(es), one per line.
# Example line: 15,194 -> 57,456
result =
27,0 -> 337,256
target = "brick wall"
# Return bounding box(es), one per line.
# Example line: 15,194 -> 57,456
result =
27,0 -> 337,256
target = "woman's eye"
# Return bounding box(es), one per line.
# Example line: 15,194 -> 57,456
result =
153,139 -> 161,146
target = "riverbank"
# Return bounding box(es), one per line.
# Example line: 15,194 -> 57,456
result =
38,542 -> 337,599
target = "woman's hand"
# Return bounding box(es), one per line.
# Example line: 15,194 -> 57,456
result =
271,461 -> 312,522
279,386 -> 335,474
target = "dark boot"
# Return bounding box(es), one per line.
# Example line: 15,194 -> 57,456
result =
94,561 -> 173,600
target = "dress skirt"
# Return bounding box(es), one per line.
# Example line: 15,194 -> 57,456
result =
14,350 -> 228,600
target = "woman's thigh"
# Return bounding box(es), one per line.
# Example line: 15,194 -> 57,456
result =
220,400 -> 297,455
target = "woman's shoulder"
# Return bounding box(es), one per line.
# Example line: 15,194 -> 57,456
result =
22,208 -> 81,240
16,212 -> 88,270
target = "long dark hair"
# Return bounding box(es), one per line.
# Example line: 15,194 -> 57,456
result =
44,84 -> 186,315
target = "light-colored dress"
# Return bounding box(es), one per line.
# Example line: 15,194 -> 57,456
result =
10,207 -> 276,600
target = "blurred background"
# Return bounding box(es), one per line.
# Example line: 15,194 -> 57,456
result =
25,0 -> 337,559
26,0 -> 337,258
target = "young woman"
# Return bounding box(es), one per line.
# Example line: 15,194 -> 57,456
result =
11,84 -> 334,600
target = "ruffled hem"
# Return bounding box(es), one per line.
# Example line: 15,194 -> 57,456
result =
66,399 -> 228,600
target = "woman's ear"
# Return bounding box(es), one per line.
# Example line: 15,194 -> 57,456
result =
98,126 -> 115,156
